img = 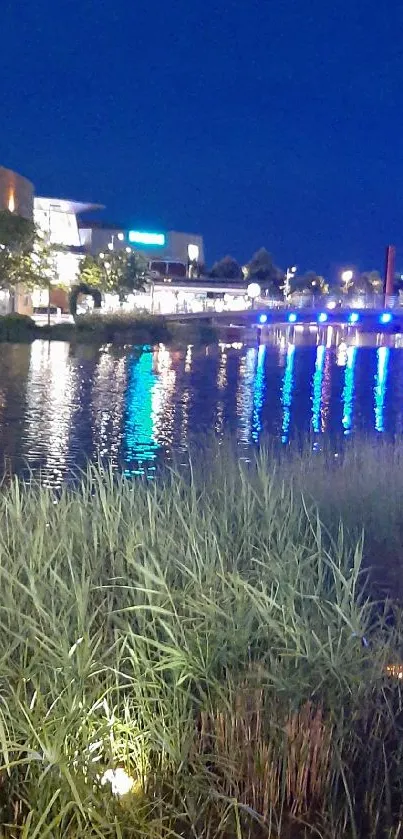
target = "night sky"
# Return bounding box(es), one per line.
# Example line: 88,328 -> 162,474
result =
2,0 -> 403,277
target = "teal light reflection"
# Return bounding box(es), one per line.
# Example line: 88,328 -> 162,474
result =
311,345 -> 325,434
342,347 -> 357,435
251,344 -> 266,442
123,351 -> 159,475
281,345 -> 295,443
374,346 -> 390,432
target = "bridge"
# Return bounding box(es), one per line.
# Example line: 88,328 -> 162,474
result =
165,307 -> 403,331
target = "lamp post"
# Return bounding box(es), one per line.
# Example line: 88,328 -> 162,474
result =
284,266 -> 297,301
247,282 -> 261,310
341,269 -> 354,294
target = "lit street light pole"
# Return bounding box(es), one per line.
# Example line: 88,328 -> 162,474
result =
284,266 -> 297,301
341,269 -> 354,295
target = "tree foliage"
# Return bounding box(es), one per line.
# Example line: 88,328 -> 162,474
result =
78,255 -> 104,289
290,271 -> 328,295
247,248 -> 283,291
0,224 -> 56,293
210,255 -> 242,280
0,210 -> 35,251
104,250 -> 148,299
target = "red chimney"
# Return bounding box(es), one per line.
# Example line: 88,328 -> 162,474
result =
384,245 -> 396,304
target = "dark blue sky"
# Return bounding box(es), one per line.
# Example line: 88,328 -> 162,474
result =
1,0 -> 402,277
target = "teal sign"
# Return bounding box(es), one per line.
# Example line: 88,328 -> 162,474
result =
128,231 -> 165,246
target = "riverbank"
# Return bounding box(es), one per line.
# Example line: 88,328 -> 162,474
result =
1,442 -> 403,837
0,312 -> 218,345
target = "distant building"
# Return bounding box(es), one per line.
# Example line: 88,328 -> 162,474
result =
0,163 -> 207,315
0,167 -> 35,315
34,197 -> 103,295
0,166 -> 34,220
78,222 -> 205,278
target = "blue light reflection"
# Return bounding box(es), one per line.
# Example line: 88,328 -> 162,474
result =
123,352 -> 159,475
311,345 -> 325,434
281,345 -> 295,443
251,345 -> 266,442
342,347 -> 357,435
374,346 -> 390,432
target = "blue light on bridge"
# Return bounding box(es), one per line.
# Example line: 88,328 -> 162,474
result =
349,312 -> 360,324
258,313 -> 268,324
288,312 -> 297,323
380,312 -> 393,325
318,312 -> 328,323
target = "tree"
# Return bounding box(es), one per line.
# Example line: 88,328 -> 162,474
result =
210,255 -> 242,280
0,227 -> 56,297
358,270 -> 383,295
0,210 -> 35,251
100,250 -> 148,300
247,248 -> 283,292
78,255 -> 104,289
0,210 -> 37,294
290,270 -> 328,295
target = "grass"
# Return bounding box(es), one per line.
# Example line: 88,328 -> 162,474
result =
0,312 -> 218,346
0,443 -> 403,836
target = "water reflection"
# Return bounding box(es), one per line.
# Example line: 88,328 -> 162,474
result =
342,347 -> 357,435
123,351 -> 159,475
25,342 -> 77,483
374,346 -> 390,433
252,345 -> 266,443
281,344 -> 295,443
311,345 -> 325,434
0,330 -> 402,483
237,347 -> 257,448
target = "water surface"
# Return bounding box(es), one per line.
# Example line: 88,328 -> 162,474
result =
1,327 -> 403,484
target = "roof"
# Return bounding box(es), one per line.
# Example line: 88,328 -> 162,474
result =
34,197 -> 104,215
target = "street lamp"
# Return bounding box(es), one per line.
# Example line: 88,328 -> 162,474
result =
247,282 -> 261,299
247,282 -> 261,310
284,265 -> 297,299
341,269 -> 353,293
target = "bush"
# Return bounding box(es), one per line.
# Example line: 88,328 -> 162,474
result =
0,312 -> 37,341
0,447 -> 402,836
41,321 -> 77,340
75,311 -> 171,343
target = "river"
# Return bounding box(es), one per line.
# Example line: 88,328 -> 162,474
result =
1,327 -> 403,484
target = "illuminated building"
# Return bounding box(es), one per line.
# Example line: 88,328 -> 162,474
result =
34,197 -> 103,310
0,167 -> 35,315
0,162 -> 207,314
0,166 -> 33,219
79,222 -> 205,278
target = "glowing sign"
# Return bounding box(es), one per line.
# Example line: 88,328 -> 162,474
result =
128,231 -> 165,246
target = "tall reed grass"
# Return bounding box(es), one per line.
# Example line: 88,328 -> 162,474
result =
0,442 -> 402,837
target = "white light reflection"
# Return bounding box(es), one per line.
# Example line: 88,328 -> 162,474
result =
91,352 -> 126,466
237,347 -> 257,450
215,345 -> 228,437
151,344 -> 177,451
25,341 -> 76,485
